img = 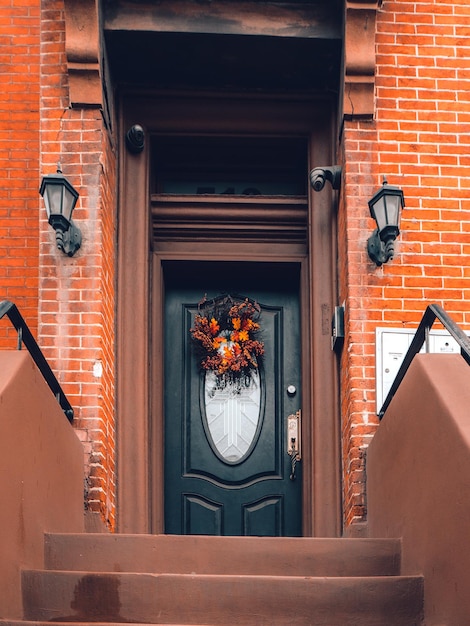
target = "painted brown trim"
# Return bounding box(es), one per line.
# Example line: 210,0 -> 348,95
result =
308,112 -> 341,536
63,0 -> 102,106
150,257 -> 165,533
117,92 -> 340,536
116,115 -> 151,533
104,0 -> 341,40
299,259 -> 313,535
152,196 -> 308,246
343,1 -> 380,119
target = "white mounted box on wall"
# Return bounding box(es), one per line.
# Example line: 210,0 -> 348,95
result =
375,327 -> 468,415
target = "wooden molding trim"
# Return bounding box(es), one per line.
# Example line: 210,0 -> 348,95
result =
151,195 -> 308,246
63,0 -> 102,106
343,0 -> 380,120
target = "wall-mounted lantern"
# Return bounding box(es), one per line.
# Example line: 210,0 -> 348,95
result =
367,178 -> 405,266
39,166 -> 81,257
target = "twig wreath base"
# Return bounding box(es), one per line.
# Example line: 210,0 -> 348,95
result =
190,295 -> 264,391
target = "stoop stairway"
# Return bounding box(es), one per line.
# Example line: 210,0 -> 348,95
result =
2,534 -> 424,626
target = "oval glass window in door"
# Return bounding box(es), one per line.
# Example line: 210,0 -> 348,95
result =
203,370 -> 263,464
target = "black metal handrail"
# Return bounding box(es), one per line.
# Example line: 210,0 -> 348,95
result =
379,303 -> 470,419
0,300 -> 74,422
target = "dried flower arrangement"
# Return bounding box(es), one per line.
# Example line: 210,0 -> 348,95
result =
190,295 -> 264,389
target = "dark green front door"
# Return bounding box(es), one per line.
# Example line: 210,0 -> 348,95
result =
164,262 -> 302,536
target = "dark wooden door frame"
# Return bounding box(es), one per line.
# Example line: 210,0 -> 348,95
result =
117,92 -> 341,536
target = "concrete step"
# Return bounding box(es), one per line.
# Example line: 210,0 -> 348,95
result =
21,570 -> 424,626
0,623 -> 211,626
44,534 -> 401,577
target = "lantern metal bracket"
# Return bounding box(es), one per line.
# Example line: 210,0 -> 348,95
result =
367,228 -> 396,266
52,219 -> 82,257
309,166 -> 342,192
126,124 -> 145,154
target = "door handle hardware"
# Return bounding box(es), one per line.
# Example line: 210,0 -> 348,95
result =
287,384 -> 297,396
287,410 -> 301,457
287,410 -> 301,480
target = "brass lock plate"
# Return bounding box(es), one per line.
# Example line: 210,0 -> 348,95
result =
287,410 -> 301,459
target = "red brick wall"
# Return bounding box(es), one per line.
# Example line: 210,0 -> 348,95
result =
40,0 -> 117,529
340,0 -> 470,529
0,0 -> 40,344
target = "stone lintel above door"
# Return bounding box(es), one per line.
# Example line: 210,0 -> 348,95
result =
64,0 -> 379,120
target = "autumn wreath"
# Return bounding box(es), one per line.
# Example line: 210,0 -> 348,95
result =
190,295 -> 264,389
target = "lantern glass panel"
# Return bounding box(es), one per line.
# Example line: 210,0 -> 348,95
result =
42,178 -> 78,223
43,183 -> 64,220
384,194 -> 401,229
60,185 -> 76,222
370,190 -> 403,232
370,195 -> 386,231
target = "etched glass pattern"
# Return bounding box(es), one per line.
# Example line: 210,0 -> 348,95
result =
204,370 -> 262,463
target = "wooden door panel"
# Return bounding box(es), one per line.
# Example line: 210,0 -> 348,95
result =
244,497 -> 282,536
185,305 -> 281,485
183,495 -> 223,535
164,261 -> 301,536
